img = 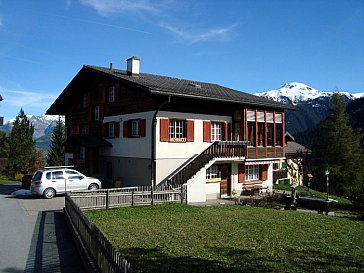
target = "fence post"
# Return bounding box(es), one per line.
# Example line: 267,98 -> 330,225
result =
132,190 -> 134,206
151,186 -> 154,206
106,189 -> 109,209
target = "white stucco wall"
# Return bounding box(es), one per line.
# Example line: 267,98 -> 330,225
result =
100,111 -> 154,158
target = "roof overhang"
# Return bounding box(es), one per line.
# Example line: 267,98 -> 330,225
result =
64,135 -> 112,148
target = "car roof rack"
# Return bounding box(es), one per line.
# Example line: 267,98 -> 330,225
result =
44,165 -> 74,169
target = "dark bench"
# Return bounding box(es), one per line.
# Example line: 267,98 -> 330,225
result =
284,196 -> 332,215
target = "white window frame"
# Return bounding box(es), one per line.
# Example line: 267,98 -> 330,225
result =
245,165 -> 260,181
109,86 -> 115,103
206,165 -> 219,180
94,106 -> 100,121
211,122 -> 223,141
131,120 -> 139,137
109,122 -> 115,138
169,120 -> 185,140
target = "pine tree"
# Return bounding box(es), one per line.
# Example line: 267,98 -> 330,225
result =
315,93 -> 364,195
6,109 -> 36,178
0,130 -> 9,158
47,117 -> 65,166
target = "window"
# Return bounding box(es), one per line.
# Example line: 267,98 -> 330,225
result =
81,125 -> 87,135
169,120 -> 186,140
123,119 -> 146,138
211,122 -> 223,141
257,111 -> 265,146
206,165 -> 219,179
66,170 -> 83,180
247,110 -> 256,146
131,120 -> 139,137
108,122 -> 115,138
80,146 -> 85,161
94,106 -> 100,121
82,93 -> 88,108
108,86 -> 115,102
52,171 -> 64,180
275,113 -> 283,147
245,165 -> 260,181
273,163 -> 279,170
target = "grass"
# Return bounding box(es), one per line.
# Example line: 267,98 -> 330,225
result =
0,177 -> 21,185
86,204 -> 364,273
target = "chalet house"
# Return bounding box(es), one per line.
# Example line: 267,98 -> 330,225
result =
47,57 -> 293,203
273,133 -> 311,186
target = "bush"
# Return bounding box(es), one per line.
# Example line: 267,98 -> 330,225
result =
239,192 -> 286,209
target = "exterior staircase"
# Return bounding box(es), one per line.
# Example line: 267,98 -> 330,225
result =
159,141 -> 248,188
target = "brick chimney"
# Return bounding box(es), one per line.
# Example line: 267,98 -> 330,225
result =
126,56 -> 140,76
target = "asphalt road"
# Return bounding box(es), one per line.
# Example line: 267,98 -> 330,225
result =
0,185 -> 85,273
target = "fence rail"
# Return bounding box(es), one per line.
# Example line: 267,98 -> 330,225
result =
68,185 -> 186,210
65,193 -> 134,273
65,185 -> 187,273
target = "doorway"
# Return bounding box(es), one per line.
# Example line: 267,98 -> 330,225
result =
219,164 -> 231,197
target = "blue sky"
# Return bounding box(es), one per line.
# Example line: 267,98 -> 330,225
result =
0,0 -> 363,122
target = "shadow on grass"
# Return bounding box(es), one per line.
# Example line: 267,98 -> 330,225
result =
121,245 -> 364,273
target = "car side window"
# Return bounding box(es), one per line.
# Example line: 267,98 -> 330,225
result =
46,172 -> 51,180
52,171 -> 64,180
66,170 -> 83,180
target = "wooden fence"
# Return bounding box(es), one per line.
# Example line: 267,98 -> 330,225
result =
65,193 -> 133,273
64,185 -> 187,272
68,185 -> 186,210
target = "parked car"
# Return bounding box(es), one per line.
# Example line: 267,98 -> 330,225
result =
30,167 -> 102,199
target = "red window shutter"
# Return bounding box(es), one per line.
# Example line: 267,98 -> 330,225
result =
203,121 -> 211,142
186,120 -> 194,142
123,121 -> 129,138
114,122 -> 120,138
160,118 -> 169,142
139,119 -> 146,137
260,164 -> 268,180
238,164 -> 245,183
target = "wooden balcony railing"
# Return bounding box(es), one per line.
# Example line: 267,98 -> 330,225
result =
161,141 -> 248,188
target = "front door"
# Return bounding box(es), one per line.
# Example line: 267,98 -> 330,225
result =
220,164 -> 231,196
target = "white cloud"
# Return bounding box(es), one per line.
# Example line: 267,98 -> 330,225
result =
158,22 -> 236,44
79,0 -> 160,16
1,89 -> 57,108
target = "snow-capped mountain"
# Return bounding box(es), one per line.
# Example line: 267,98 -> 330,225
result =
255,82 -> 364,105
1,115 -> 64,150
255,82 -> 364,135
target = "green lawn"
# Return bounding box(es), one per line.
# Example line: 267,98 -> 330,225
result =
0,177 -> 21,185
86,204 -> 364,273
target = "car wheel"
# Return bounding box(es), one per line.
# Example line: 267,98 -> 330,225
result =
88,183 -> 99,190
43,188 -> 56,199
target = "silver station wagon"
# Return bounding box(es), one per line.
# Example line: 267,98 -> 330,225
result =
30,167 -> 102,199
